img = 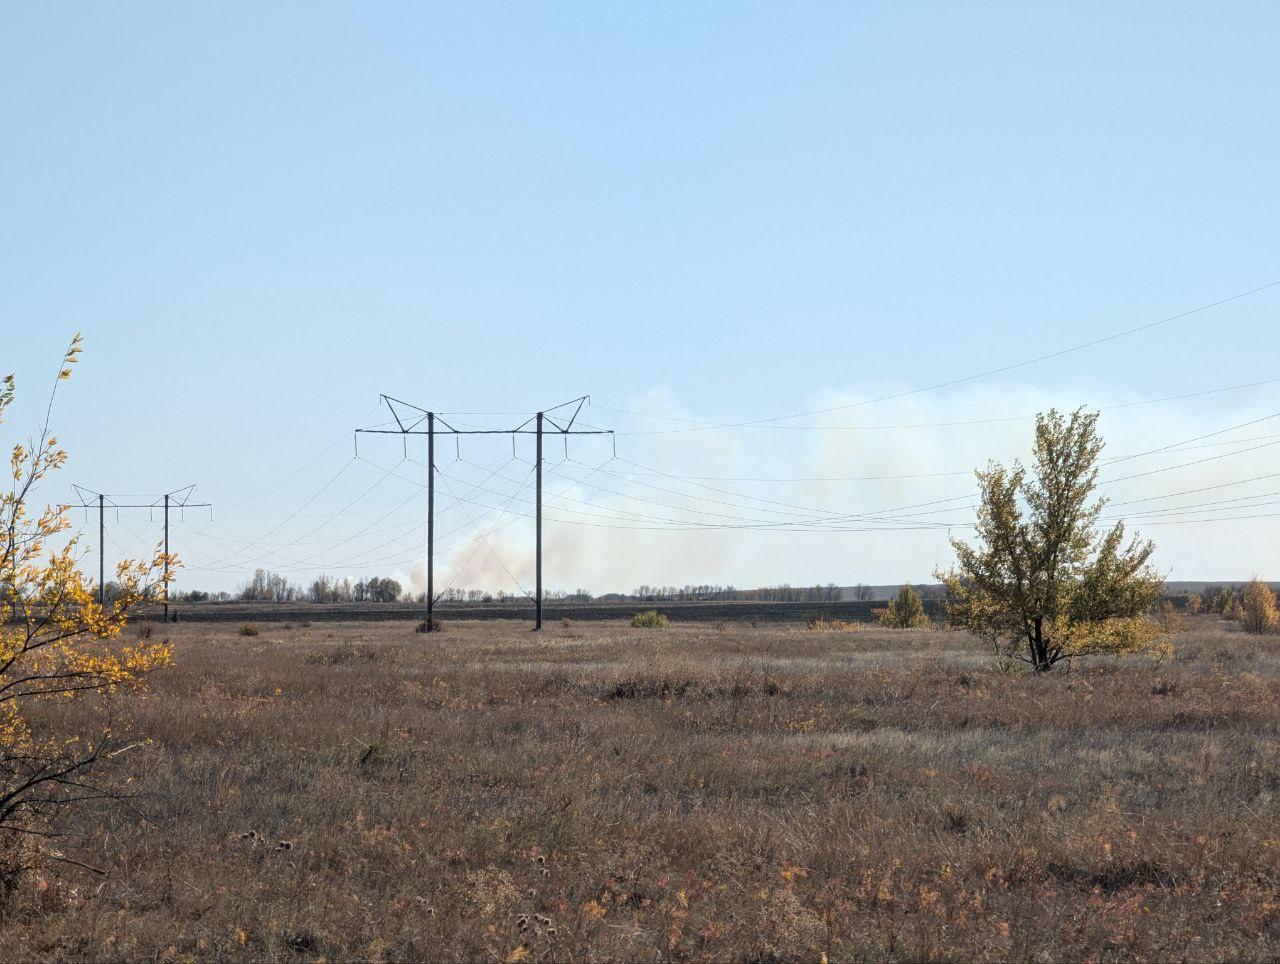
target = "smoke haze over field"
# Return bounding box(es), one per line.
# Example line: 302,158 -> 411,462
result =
379,377 -> 1279,598
20,371 -> 1277,599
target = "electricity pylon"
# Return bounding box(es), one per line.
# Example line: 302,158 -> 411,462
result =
356,396 -> 612,630
69,484 -> 211,622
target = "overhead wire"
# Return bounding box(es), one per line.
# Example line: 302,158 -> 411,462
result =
436,468 -> 534,601
591,279 -> 1280,433
192,458 -> 358,571
431,464 -> 538,603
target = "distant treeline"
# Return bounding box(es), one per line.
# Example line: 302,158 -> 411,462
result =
165,572 -> 956,606
625,584 -> 843,602
171,570 -> 544,605
172,573 -> 1261,610
166,570 -> 411,604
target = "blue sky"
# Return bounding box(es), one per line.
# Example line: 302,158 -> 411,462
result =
3,3 -> 1278,594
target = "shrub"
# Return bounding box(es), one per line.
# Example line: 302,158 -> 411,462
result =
631,610 -> 670,629
1185,593 -> 1203,615
1238,578 -> 1279,634
414,618 -> 444,633
878,585 -> 930,629
239,623 -> 260,637
0,335 -> 171,892
305,645 -> 381,666
1211,588 -> 1235,615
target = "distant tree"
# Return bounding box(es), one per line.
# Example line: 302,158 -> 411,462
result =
364,577 -> 401,602
238,569 -> 301,602
308,574 -> 355,603
1185,593 -> 1203,615
1225,596 -> 1245,622
1210,588 -> 1235,615
309,574 -> 333,603
1238,578 -> 1279,634
878,584 -> 929,629
937,409 -> 1167,672
852,583 -> 873,601
1158,599 -> 1184,635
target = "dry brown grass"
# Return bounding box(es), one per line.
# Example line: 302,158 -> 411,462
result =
3,615 -> 1280,960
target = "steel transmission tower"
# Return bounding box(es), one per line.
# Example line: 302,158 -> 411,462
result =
69,484 -> 211,622
356,396 -> 612,630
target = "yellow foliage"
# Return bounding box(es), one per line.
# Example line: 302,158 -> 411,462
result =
937,409 -> 1167,671
878,584 -> 930,629
1,336 -> 171,870
1239,578 -> 1279,634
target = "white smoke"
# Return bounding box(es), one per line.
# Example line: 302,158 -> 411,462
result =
390,378 -> 1280,594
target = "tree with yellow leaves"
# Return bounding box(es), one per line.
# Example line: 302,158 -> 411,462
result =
1238,578 -> 1279,634
937,409 -> 1167,672
878,584 -> 930,629
1,336 -> 172,886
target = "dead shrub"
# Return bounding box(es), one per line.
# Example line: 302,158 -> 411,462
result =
943,803 -> 970,835
606,675 -> 692,700
305,645 -> 381,666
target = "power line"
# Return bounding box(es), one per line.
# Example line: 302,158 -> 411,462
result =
593,281 -> 1280,433
354,394 -> 613,630
67,484 -> 210,620
433,466 -> 537,603
358,409 -> 1280,537
192,460 -> 357,572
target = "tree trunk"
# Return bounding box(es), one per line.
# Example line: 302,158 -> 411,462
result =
1031,617 -> 1052,672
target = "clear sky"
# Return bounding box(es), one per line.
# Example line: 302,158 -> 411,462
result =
3,3 -> 1278,596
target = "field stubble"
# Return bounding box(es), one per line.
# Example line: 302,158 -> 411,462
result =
3,616 -> 1280,961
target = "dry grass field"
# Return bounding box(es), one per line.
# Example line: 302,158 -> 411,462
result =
4,616 -> 1280,961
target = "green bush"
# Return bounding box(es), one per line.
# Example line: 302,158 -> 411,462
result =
631,610 -> 670,629
238,623 -> 260,637
878,585 -> 930,629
